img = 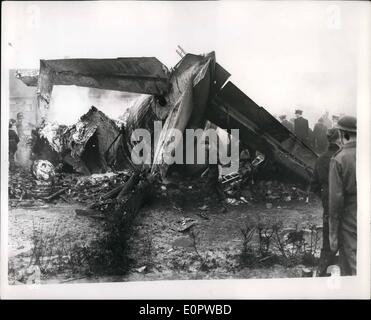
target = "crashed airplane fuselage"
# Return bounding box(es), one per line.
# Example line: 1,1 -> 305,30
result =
17,52 -> 318,183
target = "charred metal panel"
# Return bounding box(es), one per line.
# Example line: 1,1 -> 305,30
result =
214,63 -> 231,91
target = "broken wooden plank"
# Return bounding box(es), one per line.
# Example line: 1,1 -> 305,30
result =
117,172 -> 141,200
101,184 -> 126,200
43,187 -> 68,202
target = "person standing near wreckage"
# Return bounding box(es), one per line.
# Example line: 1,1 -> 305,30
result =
329,115 -> 357,276
238,147 -> 253,188
16,112 -> 25,139
294,109 -> 309,144
310,128 -> 340,276
9,119 -> 20,170
203,143 -> 226,211
313,117 -> 329,154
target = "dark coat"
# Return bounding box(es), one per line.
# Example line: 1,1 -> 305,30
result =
294,116 -> 309,143
313,122 -> 328,154
311,143 -> 340,257
329,141 -> 357,275
311,143 -> 340,204
9,129 -> 20,154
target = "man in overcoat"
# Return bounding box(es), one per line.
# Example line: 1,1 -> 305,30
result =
294,109 -> 309,144
329,115 -> 357,276
311,128 -> 340,276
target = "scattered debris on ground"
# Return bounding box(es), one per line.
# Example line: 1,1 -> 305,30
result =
9,165 -> 132,208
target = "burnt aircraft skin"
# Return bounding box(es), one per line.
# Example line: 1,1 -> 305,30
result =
16,52 -> 317,182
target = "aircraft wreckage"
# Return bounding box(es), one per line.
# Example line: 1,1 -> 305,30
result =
17,50 -> 318,184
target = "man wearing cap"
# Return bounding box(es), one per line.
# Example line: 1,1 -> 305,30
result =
329,115 -> 357,275
279,115 -> 294,132
311,128 -> 340,276
294,109 -> 309,144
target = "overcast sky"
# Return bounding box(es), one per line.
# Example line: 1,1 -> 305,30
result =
2,1 -> 369,126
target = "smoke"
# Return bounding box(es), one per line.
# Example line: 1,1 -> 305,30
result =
48,86 -> 144,125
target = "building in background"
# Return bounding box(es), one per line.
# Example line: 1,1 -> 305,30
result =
9,69 -> 39,136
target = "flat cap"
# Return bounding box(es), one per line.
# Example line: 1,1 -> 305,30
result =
295,109 -> 303,114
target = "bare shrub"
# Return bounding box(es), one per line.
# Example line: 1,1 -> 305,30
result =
238,222 -> 256,266
302,223 -> 321,266
237,219 -> 321,269
29,218 -> 61,274
189,229 -> 208,271
257,221 -> 275,257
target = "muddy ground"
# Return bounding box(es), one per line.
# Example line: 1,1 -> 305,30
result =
8,185 -> 323,284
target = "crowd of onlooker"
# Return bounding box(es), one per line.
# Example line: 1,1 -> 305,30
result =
278,110 -> 357,277
278,109 -> 344,154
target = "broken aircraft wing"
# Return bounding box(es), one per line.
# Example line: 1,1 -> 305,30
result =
206,81 -> 318,183
20,57 -> 170,95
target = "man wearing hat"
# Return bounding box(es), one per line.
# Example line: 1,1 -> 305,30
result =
311,128 -> 340,276
279,115 -> 294,132
329,115 -> 357,275
294,109 -> 309,144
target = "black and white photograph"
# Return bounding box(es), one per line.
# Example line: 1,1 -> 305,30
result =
1,1 -> 370,299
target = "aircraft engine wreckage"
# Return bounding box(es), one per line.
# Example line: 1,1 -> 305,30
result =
17,51 -> 318,184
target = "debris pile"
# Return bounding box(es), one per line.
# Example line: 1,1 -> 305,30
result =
8,51 -> 327,281
57,171 -> 132,205
9,166 -> 37,203
31,106 -> 130,175
8,167 -> 132,208
12,51 -> 321,235
253,180 -> 309,202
